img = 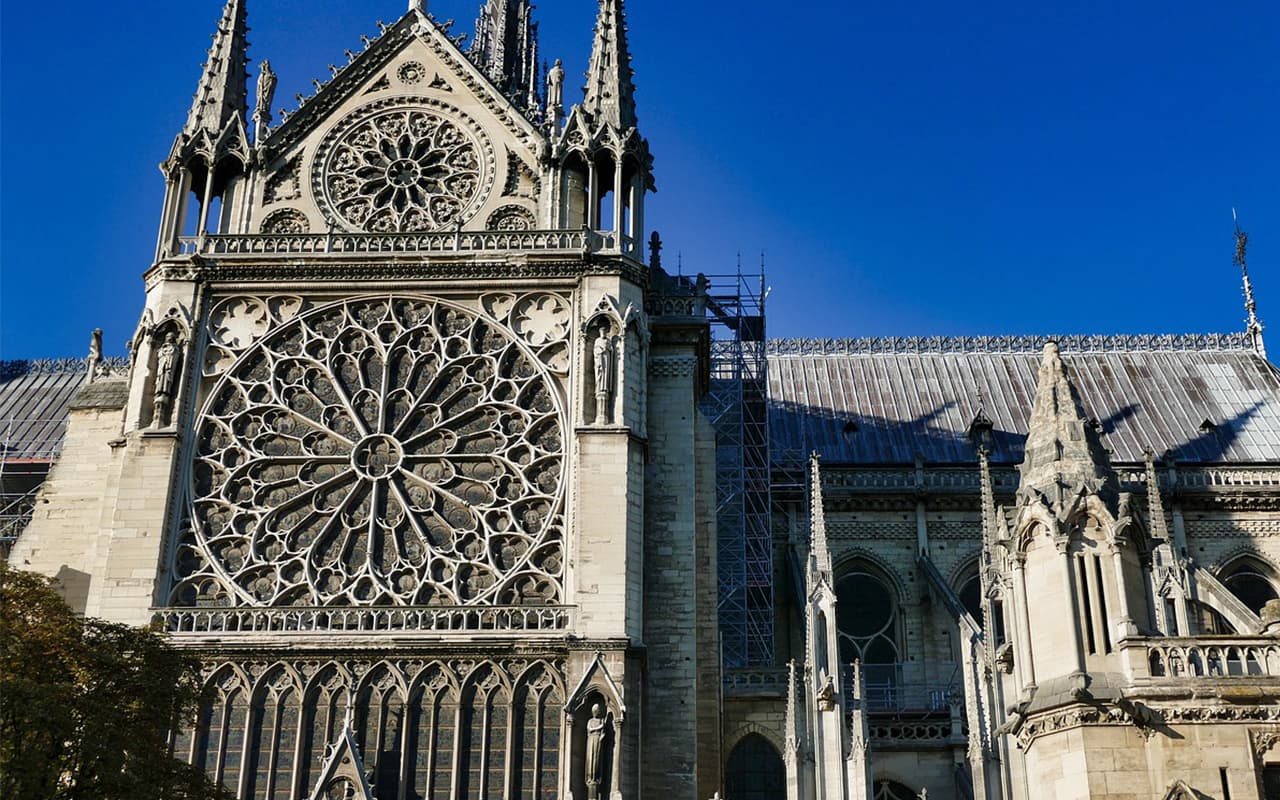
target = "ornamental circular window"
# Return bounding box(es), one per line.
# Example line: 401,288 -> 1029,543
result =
316,99 -> 494,233
176,296 -> 565,608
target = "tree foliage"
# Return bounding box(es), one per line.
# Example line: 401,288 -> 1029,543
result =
0,565 -> 233,800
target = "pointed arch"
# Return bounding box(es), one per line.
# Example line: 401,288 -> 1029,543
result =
725,733 -> 785,800
833,557 -> 905,678
300,664 -> 352,797
193,664 -> 252,794
458,663 -> 513,800
512,662 -> 565,799
355,662 -> 409,800
1217,552 -> 1280,616
405,662 -> 460,800
248,664 -> 305,800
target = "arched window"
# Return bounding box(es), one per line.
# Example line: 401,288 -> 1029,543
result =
725,734 -> 785,800
873,779 -> 920,799
835,563 -> 903,696
955,566 -> 1007,646
1221,557 -> 1280,616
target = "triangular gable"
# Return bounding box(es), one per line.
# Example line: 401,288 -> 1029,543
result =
566,652 -> 626,719
263,10 -> 543,160
1161,780 -> 1201,800
307,715 -> 374,800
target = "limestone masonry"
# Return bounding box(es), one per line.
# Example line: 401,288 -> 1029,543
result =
5,2 -> 1280,799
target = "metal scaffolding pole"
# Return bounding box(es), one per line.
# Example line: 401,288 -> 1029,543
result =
700,269 -> 773,668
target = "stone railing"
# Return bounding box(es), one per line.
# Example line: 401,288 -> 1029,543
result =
154,605 -> 574,635
1125,637 -> 1280,681
175,229 -> 632,258
723,668 -> 789,697
1175,467 -> 1280,490
844,661 -> 960,715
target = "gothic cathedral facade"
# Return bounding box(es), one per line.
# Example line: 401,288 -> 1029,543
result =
9,2 -> 1280,800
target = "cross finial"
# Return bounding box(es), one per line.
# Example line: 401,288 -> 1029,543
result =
1234,209 -> 1265,357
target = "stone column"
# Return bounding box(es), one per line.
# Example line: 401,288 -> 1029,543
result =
1011,555 -> 1036,691
1109,546 -> 1138,639
1060,547 -> 1088,685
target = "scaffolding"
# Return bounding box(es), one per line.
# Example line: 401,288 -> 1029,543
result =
700,271 -> 773,668
0,359 -> 94,560
0,416 -> 68,559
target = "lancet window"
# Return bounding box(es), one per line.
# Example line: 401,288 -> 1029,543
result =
725,734 -> 785,800
184,660 -> 564,800
1221,556 -> 1280,616
835,562 -> 903,690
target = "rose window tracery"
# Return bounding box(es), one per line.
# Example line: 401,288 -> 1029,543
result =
173,296 -> 566,608
318,101 -> 491,233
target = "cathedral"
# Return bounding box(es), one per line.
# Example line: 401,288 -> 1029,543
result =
5,1 -> 1280,799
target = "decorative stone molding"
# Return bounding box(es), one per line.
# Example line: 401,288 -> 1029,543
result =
649,355 -> 697,379
768,333 -> 1253,357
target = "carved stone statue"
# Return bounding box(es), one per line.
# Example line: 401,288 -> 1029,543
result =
152,332 -> 181,428
592,322 -> 615,425
547,59 -> 565,121
255,60 -> 278,136
87,328 -> 104,382
585,703 -> 606,799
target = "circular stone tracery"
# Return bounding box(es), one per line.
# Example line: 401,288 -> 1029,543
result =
175,296 -> 566,608
318,101 -> 491,233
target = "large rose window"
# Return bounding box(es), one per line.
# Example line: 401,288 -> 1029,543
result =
318,101 -> 491,233
172,296 -> 566,608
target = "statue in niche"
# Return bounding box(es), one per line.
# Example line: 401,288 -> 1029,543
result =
152,331 -> 181,428
592,321 -> 616,425
585,703 -> 607,799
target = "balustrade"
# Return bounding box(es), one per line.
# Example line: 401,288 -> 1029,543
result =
173,228 -> 634,258
1142,637 -> 1280,679
154,605 -> 574,635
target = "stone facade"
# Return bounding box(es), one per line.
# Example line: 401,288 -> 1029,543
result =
7,2 -> 1280,800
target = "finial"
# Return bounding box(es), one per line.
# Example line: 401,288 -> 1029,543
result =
1235,210 -> 1265,356
409,0 -> 424,12
649,230 -> 663,270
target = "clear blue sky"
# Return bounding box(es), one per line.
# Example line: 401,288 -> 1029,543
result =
1,0 -> 1277,358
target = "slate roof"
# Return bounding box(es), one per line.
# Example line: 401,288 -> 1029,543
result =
767,335 -> 1280,466
0,360 -> 116,462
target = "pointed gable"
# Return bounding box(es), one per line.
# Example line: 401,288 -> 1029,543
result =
306,717 -> 374,800
250,7 -> 551,236
1018,342 -> 1116,503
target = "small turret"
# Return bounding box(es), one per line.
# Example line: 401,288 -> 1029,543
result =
554,0 -> 652,260
155,0 -> 253,258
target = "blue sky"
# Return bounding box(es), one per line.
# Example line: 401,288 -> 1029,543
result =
1,0 -> 1277,358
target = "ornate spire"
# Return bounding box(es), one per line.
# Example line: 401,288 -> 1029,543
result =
808,453 -> 833,578
471,0 -> 542,115
183,0 -> 250,140
1018,343 -> 1115,506
1235,210 -> 1265,357
582,0 -> 638,131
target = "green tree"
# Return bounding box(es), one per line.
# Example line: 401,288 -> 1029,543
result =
0,565 -> 232,800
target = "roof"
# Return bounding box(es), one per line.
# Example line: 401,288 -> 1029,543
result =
0,360 -> 120,462
767,335 -> 1280,466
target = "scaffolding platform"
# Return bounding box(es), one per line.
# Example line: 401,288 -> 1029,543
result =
699,271 -> 774,668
